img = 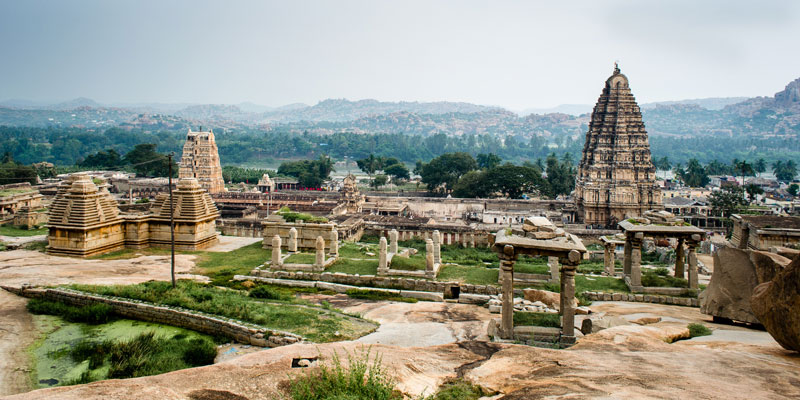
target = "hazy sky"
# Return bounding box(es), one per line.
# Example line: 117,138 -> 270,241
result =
1,0 -> 799,110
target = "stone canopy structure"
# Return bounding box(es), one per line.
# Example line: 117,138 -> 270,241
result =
575,65 -> 662,227
47,174 -> 219,257
179,128 -> 226,194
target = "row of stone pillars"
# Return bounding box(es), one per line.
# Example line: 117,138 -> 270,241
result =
379,229 -> 478,248
622,233 -> 701,289
270,228 -> 339,268
378,229 -> 441,276
498,245 -> 580,341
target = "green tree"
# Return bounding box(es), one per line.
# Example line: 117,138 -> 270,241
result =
681,159 -> 709,187
476,153 -> 502,170
419,152 -> 478,194
743,183 -> 764,203
371,174 -> 388,189
384,163 -> 410,181
773,160 -> 797,182
788,183 -> 799,197
452,170 -> 491,198
754,158 -> 766,177
709,186 -> 747,217
655,156 -> 671,180
733,159 -> 754,185
123,144 -> 174,177
544,153 -> 575,198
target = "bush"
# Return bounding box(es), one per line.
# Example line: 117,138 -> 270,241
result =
430,378 -> 491,400
181,337 -> 218,365
288,348 -> 400,400
688,323 -> 712,338
654,267 -> 670,276
641,272 -> 688,288
26,299 -> 114,324
249,285 -> 291,301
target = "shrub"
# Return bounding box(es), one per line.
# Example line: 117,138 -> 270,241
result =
250,285 -> 291,301
576,292 -> 593,307
688,323 -> 712,338
654,267 -> 669,276
430,378 -> 491,400
26,299 -> 114,324
288,348 -> 400,400
181,337 -> 218,365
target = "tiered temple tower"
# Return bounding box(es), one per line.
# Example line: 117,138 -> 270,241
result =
179,129 -> 226,194
575,65 -> 662,227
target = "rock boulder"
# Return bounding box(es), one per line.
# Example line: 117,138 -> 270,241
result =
699,246 -> 761,323
750,254 -> 800,352
523,288 -> 577,310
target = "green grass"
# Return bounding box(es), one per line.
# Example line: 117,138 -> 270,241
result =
338,242 -> 378,259
0,188 -> 34,197
440,244 -> 496,266
285,253 -> 317,264
641,270 -> 688,288
513,312 -> 561,328
287,348 -> 400,400
71,281 -> 376,342
327,259 -> 378,275
688,323 -> 712,338
388,254 -> 427,271
65,331 -> 216,384
0,224 -> 48,236
577,260 -> 608,274
344,289 -> 417,303
27,299 -> 114,324
437,265 -> 498,285
428,378 -> 491,400
575,275 -> 629,293
515,262 -> 550,275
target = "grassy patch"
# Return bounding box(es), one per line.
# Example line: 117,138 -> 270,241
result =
440,244 -> 496,266
284,253 -> 317,264
0,224 -> 48,236
429,378 -> 492,400
577,260 -> 608,274
327,258 -> 378,275
515,259 -> 549,275
27,299 -> 114,324
513,312 -> 561,328
71,281 -> 376,342
688,323 -> 712,338
287,348 -> 400,400
388,254 -> 427,271
437,265 -> 498,285
345,289 -> 417,303
641,270 -> 688,288
65,331 -> 216,384
576,275 -> 629,293
338,242 -> 378,259
194,242 -> 271,280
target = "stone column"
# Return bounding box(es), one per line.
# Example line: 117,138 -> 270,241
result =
674,238 -> 685,278
288,227 -> 298,252
469,233 -> 475,248
271,235 -> 282,266
688,234 -> 700,289
329,228 -> 339,257
631,233 -> 643,287
379,237 -> 388,272
623,236 -> 632,276
389,229 -> 398,254
603,243 -> 614,276
314,236 -> 325,268
425,239 -> 434,274
499,245 -> 516,340
433,230 -> 441,265
548,256 -> 560,282
560,250 -> 580,338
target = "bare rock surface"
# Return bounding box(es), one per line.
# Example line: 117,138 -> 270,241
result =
522,289 -> 576,310
751,255 -> 800,352
0,290 -> 35,396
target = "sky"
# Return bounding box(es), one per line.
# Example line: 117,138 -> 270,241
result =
1,0 -> 799,110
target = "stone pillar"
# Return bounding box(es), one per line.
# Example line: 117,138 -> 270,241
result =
623,237 -> 632,276
271,235 -> 282,266
425,239 -> 434,274
389,229 -> 398,254
315,236 -> 325,267
631,233 -> 643,287
329,228 -> 339,257
469,233 -> 475,248
674,238 -> 685,278
560,250 -> 580,338
603,244 -> 614,276
433,230 -> 441,265
288,227 -> 298,252
499,245 -> 516,340
688,234 -> 701,289
548,256 -> 560,282
379,237 -> 388,272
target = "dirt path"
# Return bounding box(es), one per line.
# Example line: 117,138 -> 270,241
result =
0,290 -> 35,396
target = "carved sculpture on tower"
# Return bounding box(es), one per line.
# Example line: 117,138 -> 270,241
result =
574,65 -> 662,227
340,173 -> 364,213
179,128 -> 226,194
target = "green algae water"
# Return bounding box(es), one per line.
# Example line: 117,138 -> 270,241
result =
29,315 -> 215,388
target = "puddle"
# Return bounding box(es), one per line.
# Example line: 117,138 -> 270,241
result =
28,315 -> 214,388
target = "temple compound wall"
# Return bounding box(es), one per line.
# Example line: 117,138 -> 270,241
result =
731,214 -> 800,250
574,65 -> 662,227
261,216 -> 337,252
47,174 -> 219,257
179,129 -> 226,194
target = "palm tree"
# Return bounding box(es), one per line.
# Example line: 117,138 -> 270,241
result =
754,158 -> 766,177
733,160 -> 754,185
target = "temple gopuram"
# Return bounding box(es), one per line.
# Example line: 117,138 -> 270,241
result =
574,65 -> 662,227
46,174 -> 219,257
179,128 -> 226,194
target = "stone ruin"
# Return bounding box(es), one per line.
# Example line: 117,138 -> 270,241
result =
490,217 -> 587,347
377,229 -> 441,279
47,174 -> 219,257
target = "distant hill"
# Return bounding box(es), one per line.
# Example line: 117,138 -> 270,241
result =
641,97 -> 748,111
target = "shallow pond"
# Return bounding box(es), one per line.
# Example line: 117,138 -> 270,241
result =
29,315 -> 214,388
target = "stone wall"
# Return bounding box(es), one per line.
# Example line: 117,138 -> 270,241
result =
582,290 -> 698,307
218,218 -> 265,238
262,220 -> 336,251
5,286 -> 301,347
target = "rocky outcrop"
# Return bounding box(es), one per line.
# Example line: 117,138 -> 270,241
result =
700,247 -> 790,323
751,254 -> 800,352
522,288 -> 576,310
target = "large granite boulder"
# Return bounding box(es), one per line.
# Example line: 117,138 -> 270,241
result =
751,254 -> 800,352
700,246 -> 791,324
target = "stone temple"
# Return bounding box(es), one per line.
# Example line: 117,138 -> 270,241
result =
179,128 -> 226,194
574,65 -> 662,227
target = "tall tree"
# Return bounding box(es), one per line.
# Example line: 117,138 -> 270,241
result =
419,152 -> 478,195
476,153 -> 502,170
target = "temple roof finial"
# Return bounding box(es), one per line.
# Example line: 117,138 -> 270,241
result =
614,61 -> 620,74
